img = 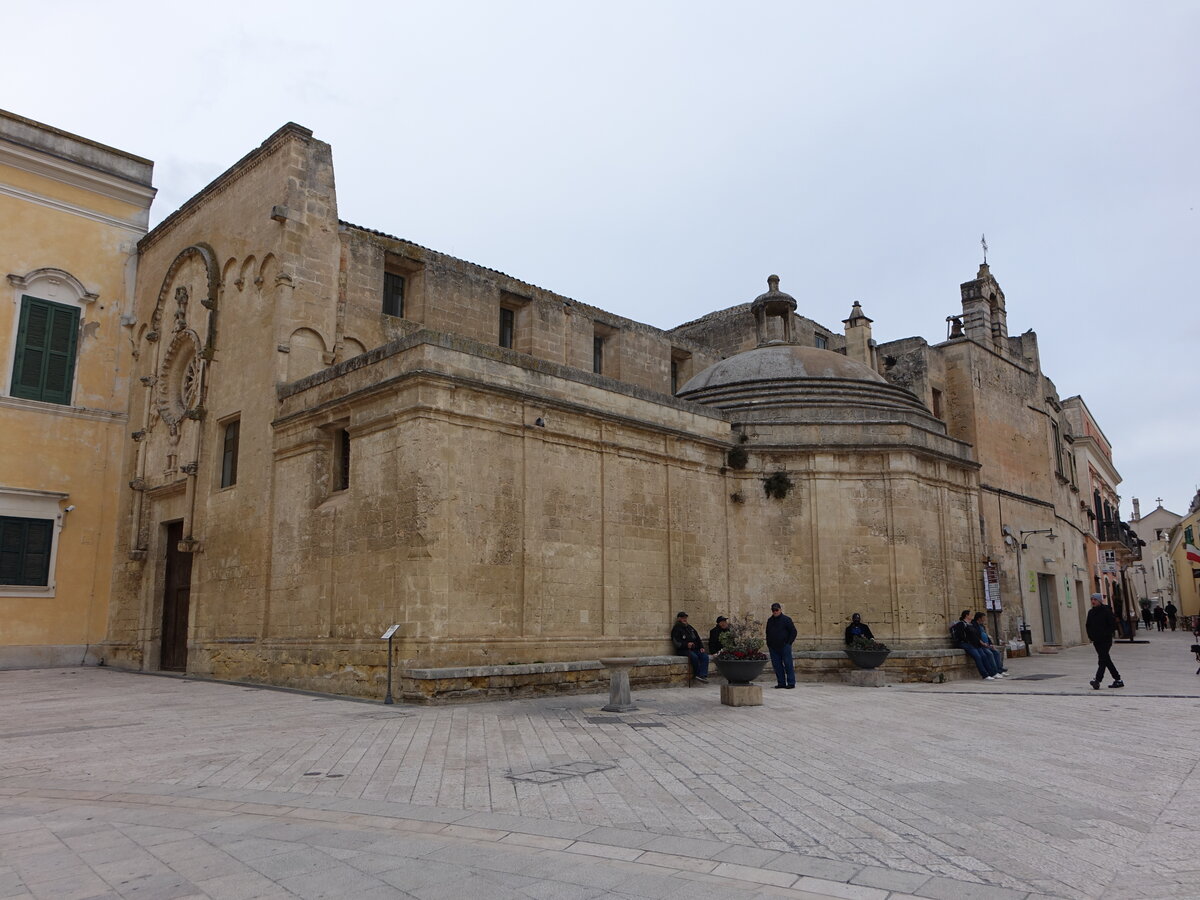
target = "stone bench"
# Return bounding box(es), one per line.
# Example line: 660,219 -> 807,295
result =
398,655 -> 690,705
790,648 -> 982,683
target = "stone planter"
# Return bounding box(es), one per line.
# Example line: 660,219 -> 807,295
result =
845,648 -> 890,669
713,657 -> 768,684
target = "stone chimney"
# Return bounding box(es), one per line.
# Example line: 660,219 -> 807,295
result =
842,301 -> 874,368
1131,497 -> 1141,522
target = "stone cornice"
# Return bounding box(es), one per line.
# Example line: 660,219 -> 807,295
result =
0,395 -> 127,423
0,138 -> 154,209
0,181 -> 148,234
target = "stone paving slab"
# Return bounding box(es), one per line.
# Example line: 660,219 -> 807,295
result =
2,631 -> 1199,898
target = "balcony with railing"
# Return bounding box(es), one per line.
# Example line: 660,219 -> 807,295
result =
1099,520 -> 1144,563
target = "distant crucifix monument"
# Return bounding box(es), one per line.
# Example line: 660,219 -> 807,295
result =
981,233 -> 989,264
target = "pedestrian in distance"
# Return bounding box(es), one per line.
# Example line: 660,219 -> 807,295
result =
1141,605 -> 1153,632
1154,606 -> 1167,632
844,613 -> 874,645
765,603 -> 797,689
950,610 -> 1003,680
708,616 -> 730,655
1165,601 -> 1178,631
1086,594 -> 1124,690
971,612 -> 1009,676
670,612 -> 709,683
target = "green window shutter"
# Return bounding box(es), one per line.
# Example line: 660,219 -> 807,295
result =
0,517 -> 53,586
12,296 -> 79,405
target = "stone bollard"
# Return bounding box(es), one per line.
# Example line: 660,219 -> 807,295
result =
598,657 -> 640,712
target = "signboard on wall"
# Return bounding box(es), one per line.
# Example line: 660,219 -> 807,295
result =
983,562 -> 1001,610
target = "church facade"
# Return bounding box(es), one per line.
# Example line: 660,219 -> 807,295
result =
100,122 -> 1109,698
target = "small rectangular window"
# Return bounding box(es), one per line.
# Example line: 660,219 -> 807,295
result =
11,296 -> 80,405
593,335 -> 604,375
383,272 -> 405,317
931,388 -> 943,419
0,516 -> 54,586
220,419 -> 240,488
333,428 -> 351,492
499,307 -> 515,349
814,334 -> 828,349
670,359 -> 679,393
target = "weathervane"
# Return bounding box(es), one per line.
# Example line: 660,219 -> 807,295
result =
981,233 -> 988,264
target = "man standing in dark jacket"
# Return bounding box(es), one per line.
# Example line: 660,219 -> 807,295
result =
1086,594 -> 1124,690
765,603 -> 797,689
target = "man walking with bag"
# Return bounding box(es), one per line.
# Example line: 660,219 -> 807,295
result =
1086,594 -> 1124,690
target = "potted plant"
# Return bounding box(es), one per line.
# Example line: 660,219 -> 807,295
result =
712,614 -> 769,684
845,634 -> 890,669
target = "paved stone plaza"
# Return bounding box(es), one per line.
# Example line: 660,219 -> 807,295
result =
2,631 -> 1198,900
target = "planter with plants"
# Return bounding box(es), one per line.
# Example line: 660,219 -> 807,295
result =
713,613 -> 769,683
845,634 -> 890,669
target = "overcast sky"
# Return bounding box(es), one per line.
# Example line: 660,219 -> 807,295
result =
9,1 -> 1197,518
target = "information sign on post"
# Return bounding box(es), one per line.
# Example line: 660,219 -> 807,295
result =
983,562 -> 1001,611
381,625 -> 400,704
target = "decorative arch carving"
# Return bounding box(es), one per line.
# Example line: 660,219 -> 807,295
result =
7,267 -> 99,304
221,256 -> 239,290
257,253 -> 277,289
237,256 -> 257,291
150,243 -> 220,339
342,337 -> 367,360
285,327 -> 329,382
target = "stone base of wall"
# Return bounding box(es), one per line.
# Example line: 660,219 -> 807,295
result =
95,640 -> 981,702
0,644 -> 104,670
794,649 -> 978,684
399,656 -> 691,704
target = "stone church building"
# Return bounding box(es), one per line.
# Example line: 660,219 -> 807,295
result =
102,122 -> 1100,698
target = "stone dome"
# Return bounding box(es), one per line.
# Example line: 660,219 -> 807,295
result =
677,343 -> 938,426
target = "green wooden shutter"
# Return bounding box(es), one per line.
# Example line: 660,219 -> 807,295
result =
0,517 -> 53,586
12,296 -> 79,405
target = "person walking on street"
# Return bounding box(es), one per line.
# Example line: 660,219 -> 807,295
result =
670,612 -> 709,683
1154,606 -> 1167,632
1086,594 -> 1124,690
766,603 -> 797,689
1141,605 -> 1153,631
1165,601 -> 1178,631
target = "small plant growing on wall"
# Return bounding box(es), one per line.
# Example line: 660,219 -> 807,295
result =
762,471 -> 793,500
727,446 -> 749,469
730,491 -> 745,504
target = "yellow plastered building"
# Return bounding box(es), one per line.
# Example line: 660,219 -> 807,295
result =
1169,491 -> 1200,620
0,110 -> 154,666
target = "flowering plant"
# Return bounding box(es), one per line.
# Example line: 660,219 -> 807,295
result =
847,634 -> 889,652
714,613 -> 768,660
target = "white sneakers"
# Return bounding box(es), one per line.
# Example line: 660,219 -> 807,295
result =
984,673 -> 1008,680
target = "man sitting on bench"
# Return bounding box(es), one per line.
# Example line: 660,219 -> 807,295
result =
671,611 -> 709,683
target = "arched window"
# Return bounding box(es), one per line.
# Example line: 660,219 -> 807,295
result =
6,268 -> 96,406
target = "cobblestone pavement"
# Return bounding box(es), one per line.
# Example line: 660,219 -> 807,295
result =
2,629 -> 1199,900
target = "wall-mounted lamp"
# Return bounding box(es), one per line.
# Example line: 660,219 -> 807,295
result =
1019,528 -> 1057,550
